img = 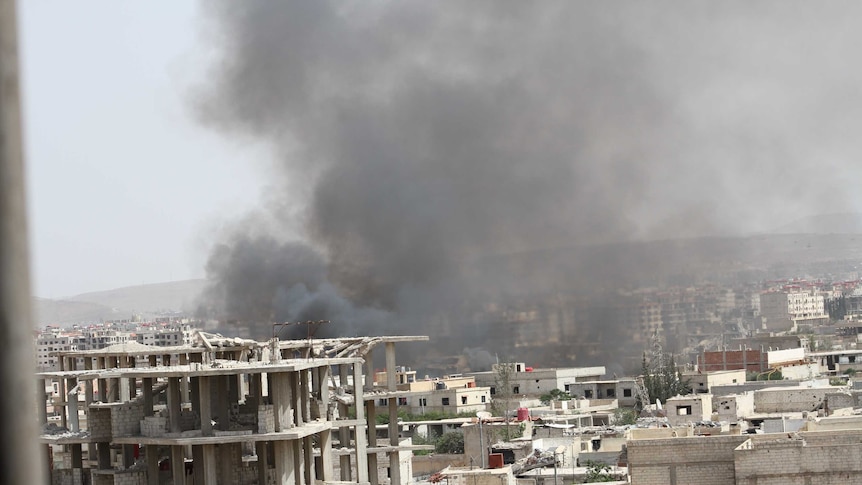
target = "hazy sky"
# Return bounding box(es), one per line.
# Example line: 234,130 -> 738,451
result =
20,2 -> 266,298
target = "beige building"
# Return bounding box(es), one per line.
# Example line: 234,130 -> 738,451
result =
665,394 -> 713,426
685,370 -> 746,394
38,334 -> 430,485
467,363 -> 605,398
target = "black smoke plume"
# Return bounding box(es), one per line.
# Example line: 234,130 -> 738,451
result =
195,1 -> 862,367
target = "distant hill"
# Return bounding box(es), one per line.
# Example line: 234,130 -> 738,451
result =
33,279 -> 206,327
32,297 -> 120,326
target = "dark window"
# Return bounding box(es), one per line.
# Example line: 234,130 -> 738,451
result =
606,388 -> 615,397
481,396 -> 486,403
513,386 -> 520,394
584,390 -> 593,398
442,398 -> 450,406
623,389 -> 632,398
461,396 -> 467,404
490,387 -> 496,395
398,397 -> 407,406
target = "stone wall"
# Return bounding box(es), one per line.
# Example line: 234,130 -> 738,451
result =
753,387 -> 832,413
412,454 -> 469,477
257,404 -> 275,433
140,415 -> 167,437
110,403 -> 143,437
627,435 -> 748,485
88,407 -> 112,441
735,436 -> 862,485
51,468 -> 84,485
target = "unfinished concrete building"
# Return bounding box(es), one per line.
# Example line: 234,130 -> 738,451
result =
37,333 -> 429,485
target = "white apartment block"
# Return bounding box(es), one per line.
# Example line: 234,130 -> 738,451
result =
759,290 -> 827,332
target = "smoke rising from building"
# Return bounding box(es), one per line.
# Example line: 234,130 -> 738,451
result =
194,1 -> 862,366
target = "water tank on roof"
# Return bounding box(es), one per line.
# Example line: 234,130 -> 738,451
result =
525,367 -> 534,372
436,382 -> 446,390
517,407 -> 529,421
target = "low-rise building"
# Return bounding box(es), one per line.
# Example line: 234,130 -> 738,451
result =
566,378 -> 637,407
665,394 -> 713,426
467,363 -> 605,398
685,370 -> 747,394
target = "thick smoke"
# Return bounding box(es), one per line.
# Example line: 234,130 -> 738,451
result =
195,1 -> 862,365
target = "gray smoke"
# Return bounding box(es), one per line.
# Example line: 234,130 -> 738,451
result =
195,1 -> 862,361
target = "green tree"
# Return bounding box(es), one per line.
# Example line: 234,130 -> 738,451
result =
584,460 -> 615,482
612,407 -> 637,425
539,388 -> 572,405
641,350 -> 690,405
435,431 -> 464,454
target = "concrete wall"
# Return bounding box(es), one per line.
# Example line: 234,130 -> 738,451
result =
412,454 -> 469,477
666,395 -> 712,426
627,435 -> 748,485
710,380 -> 799,397
88,407 -> 112,441
735,437 -> 862,485
753,387 -> 833,413
715,393 -> 754,421
110,403 -> 143,437
779,363 -> 820,380
51,468 -> 83,485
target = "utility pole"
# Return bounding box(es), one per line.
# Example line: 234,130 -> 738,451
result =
0,1 -> 46,483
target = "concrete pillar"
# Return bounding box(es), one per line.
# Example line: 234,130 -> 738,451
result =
273,441 -> 295,485
319,365 -> 331,419
303,436 -> 316,485
293,440 -> 304,485
107,356 -> 119,402
142,378 -> 154,417
36,378 -> 46,426
70,444 -> 82,469
388,397 -> 401,485
272,372 -> 293,431
83,358 -> 94,405
191,446 -> 204,485
385,342 -> 397,391
67,377 -> 79,432
248,373 -> 262,409
146,445 -> 159,485
366,355 -> 375,392
256,442 -> 270,485
97,357 -> 107,403
215,376 -> 230,431
300,370 -> 311,423
190,376 -> 200,416
179,353 -> 189,401
353,362 -> 369,483
338,364 -> 352,480
168,377 -> 182,433
201,445 -> 217,485
319,428 -> 334,481
97,442 -> 111,469
199,376 -> 213,436
171,445 -> 184,485
290,372 -> 303,427
367,400 -> 378,485
219,444 -> 234,485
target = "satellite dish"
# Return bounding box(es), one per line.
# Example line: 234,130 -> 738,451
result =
476,411 -> 492,420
